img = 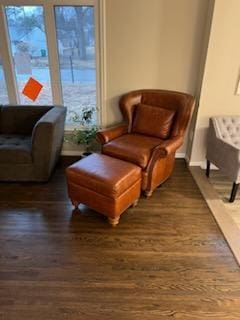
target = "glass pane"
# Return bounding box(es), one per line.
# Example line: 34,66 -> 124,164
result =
55,6 -> 97,124
5,6 -> 52,105
0,54 -> 9,104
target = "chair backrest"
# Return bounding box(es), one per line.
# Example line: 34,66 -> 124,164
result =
0,105 -> 53,135
211,116 -> 240,149
119,89 -> 195,138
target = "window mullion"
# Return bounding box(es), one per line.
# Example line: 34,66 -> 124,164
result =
44,3 -> 63,105
97,0 -> 106,127
0,5 -> 19,104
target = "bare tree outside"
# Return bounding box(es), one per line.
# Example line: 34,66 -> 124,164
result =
2,5 -> 97,124
0,54 -> 9,104
5,6 -> 53,105
55,6 -> 97,124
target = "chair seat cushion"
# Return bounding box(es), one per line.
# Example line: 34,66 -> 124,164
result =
102,133 -> 162,169
0,134 -> 32,164
66,153 -> 141,199
132,103 -> 176,139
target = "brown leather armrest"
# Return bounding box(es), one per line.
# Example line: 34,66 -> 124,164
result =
145,136 -> 184,181
152,136 -> 184,157
96,124 -> 128,144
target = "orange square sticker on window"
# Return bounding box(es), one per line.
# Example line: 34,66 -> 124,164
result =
22,77 -> 43,101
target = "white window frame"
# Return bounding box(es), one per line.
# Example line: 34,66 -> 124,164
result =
0,47 -> 11,104
0,0 -> 106,129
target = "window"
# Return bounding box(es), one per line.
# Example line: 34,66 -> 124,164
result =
55,6 -> 97,124
0,53 -> 9,104
5,5 -> 52,105
0,0 -> 100,126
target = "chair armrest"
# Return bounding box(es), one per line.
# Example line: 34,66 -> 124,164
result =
209,136 -> 240,166
31,107 -> 66,174
146,136 -> 183,174
152,136 -> 184,158
96,124 -> 128,144
207,136 -> 240,182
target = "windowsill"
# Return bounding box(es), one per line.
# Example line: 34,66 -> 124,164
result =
65,124 -> 90,132
65,123 -> 100,132
65,124 -> 80,132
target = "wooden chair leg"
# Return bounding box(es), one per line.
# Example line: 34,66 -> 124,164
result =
229,183 -> 239,203
72,200 -> 80,209
144,190 -> 153,198
206,160 -> 210,177
108,216 -> 120,227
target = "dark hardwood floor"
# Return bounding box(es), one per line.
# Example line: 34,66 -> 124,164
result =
1,159 -> 240,320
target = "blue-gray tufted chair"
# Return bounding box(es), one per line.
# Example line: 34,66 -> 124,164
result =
206,116 -> 240,202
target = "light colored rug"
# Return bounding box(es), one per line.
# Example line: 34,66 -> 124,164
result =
208,170 -> 240,227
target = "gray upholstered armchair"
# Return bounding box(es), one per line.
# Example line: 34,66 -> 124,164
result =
0,105 -> 66,181
206,116 -> 240,202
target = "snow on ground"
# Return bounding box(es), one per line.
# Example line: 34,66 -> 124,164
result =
0,81 -> 96,124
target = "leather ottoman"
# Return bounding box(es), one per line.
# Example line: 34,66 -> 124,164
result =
66,153 -> 141,226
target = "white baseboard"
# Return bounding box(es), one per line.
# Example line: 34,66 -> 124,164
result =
176,153 -> 185,159
189,161 -> 205,167
189,160 -> 219,170
62,151 -> 187,158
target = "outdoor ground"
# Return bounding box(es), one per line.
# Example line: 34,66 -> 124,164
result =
0,67 -> 96,124
19,82 -> 96,124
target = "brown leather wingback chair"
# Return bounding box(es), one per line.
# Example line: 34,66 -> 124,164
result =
97,89 -> 195,197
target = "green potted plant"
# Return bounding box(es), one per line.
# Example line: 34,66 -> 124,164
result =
66,107 -> 99,157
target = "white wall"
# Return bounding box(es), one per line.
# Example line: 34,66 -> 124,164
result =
63,0 -> 211,155
190,0 -> 240,165
104,0 -> 210,155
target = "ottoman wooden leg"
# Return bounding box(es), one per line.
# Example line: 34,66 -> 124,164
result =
132,198 -> 139,207
108,216 -> 120,227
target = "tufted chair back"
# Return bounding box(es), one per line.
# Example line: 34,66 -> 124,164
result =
119,89 -> 195,138
206,116 -> 240,202
213,116 -> 240,149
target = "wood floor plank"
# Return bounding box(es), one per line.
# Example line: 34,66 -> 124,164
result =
1,159 -> 240,319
